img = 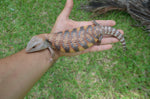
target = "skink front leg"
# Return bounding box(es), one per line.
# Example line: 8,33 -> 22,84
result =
46,39 -> 55,59
48,46 -> 55,58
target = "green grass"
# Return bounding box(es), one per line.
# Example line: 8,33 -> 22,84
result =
0,0 -> 150,98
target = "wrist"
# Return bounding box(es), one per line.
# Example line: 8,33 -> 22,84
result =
24,48 -> 59,67
35,49 -> 59,66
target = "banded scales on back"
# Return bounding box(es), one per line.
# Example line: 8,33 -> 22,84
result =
46,21 -> 126,53
26,21 -> 126,57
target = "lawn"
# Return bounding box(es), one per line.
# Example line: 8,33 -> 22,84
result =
0,0 -> 150,98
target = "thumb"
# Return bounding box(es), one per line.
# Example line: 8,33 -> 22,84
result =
59,0 -> 73,20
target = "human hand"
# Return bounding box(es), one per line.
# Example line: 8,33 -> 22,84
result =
51,0 -> 124,56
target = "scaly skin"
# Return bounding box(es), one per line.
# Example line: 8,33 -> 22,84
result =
26,21 -> 126,57
47,21 -> 126,53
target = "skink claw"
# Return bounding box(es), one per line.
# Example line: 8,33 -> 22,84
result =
48,47 -> 55,58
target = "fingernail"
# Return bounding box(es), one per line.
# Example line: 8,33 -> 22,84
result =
110,20 -> 116,26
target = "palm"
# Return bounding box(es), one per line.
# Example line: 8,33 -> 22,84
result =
49,0 -> 124,56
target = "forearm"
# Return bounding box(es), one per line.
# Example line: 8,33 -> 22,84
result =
0,49 -> 59,99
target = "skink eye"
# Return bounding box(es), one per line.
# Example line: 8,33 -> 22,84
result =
32,45 -> 36,48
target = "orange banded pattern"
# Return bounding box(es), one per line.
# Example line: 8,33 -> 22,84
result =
48,24 -> 126,53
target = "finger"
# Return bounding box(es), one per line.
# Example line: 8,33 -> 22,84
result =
76,20 -> 116,27
59,0 -> 73,19
118,29 -> 124,34
101,38 -> 119,45
83,44 -> 112,53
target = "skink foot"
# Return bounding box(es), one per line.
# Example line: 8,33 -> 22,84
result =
92,20 -> 100,26
93,20 -> 103,45
48,47 -> 55,59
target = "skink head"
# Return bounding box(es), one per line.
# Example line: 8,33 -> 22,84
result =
26,34 -> 49,53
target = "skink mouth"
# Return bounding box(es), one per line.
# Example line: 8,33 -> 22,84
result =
25,45 -> 32,52
25,47 -> 31,52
